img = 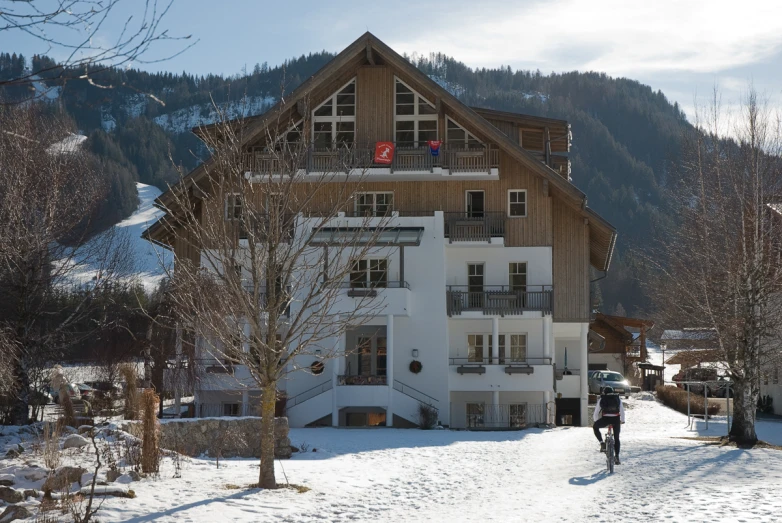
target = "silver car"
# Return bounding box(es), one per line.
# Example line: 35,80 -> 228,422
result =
588,370 -> 631,397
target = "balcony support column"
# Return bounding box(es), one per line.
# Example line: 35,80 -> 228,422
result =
579,323 -> 589,426
492,317 -> 500,364
242,389 -> 249,417
543,315 -> 552,363
332,333 -> 342,427
386,314 -> 395,427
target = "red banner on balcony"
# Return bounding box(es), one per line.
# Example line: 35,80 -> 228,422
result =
374,141 -> 395,164
427,140 -> 442,157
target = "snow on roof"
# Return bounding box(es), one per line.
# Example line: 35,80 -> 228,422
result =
661,328 -> 716,341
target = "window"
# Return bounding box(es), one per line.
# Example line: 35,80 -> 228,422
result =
395,78 -> 437,147
223,403 -> 240,417
225,193 -> 242,220
350,259 -> 388,288
509,334 -> 527,362
508,190 -> 527,217
312,79 -> 356,148
446,117 -> 482,148
467,334 -> 485,363
509,262 -> 527,291
355,192 -> 394,216
466,403 -> 485,428
509,404 -> 527,428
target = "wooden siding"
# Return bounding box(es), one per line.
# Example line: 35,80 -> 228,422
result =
552,197 -> 590,322
356,66 -> 394,143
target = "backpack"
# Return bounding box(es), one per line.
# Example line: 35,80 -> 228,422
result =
601,394 -> 620,415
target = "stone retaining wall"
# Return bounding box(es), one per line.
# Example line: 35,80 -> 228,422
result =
121,417 -> 291,459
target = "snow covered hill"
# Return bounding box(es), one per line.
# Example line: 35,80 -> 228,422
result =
153,95 -> 276,134
119,183 -> 172,291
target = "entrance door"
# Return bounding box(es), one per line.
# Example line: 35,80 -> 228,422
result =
468,263 -> 484,308
346,328 -> 388,384
466,191 -> 485,218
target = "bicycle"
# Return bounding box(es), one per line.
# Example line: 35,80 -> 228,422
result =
605,425 -> 615,474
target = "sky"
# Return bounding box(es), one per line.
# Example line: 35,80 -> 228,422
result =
2,0 -> 782,123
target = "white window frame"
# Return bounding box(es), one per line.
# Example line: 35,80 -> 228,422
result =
509,403 -> 527,427
509,262 -> 528,291
508,189 -> 527,218
466,402 -> 485,428
445,116 -> 483,148
350,258 -> 389,288
467,333 -> 486,362
354,192 -> 394,216
225,193 -> 242,221
394,76 -> 438,147
508,333 -> 528,363
312,78 -> 356,148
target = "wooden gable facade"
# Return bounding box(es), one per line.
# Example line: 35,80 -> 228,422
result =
590,313 -> 654,362
144,32 -> 617,324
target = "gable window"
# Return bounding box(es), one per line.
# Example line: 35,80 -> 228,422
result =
395,78 -> 437,147
446,117 -> 482,148
355,192 -> 393,216
350,259 -> 388,288
313,79 -> 356,149
226,193 -> 242,220
509,262 -> 527,291
508,190 -> 527,217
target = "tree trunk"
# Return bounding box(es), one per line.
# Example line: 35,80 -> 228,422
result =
729,377 -> 758,444
258,384 -> 278,489
10,359 -> 30,425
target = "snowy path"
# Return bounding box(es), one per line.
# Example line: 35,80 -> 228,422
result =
4,397 -> 781,522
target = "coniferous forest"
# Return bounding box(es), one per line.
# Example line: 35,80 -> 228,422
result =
0,50 -> 693,316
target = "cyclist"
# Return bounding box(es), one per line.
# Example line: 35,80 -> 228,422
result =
593,386 -> 625,464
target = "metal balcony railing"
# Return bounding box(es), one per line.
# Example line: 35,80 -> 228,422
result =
462,403 -> 550,429
238,213 -> 296,242
446,285 -> 553,316
242,143 -> 500,175
443,211 -> 505,242
286,380 -> 334,409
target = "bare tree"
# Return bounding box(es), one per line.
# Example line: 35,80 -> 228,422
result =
0,0 -> 193,98
648,86 -> 782,444
0,104 -> 133,425
162,103 -> 393,488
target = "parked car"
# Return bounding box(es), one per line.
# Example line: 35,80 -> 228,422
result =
75,383 -> 96,400
588,371 -> 632,397
50,383 -> 82,404
672,367 -> 719,395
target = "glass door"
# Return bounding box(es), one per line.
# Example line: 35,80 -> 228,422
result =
468,263 -> 484,308
466,191 -> 485,218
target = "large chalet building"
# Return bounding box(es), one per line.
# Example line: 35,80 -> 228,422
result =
144,33 -> 617,428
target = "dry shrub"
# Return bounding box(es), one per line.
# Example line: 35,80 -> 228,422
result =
141,389 -> 160,474
656,385 -> 721,416
417,402 -> 438,430
120,364 -> 140,420
43,421 -> 62,471
59,384 -> 76,428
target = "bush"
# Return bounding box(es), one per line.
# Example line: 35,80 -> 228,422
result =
656,385 -> 721,416
417,402 -> 438,430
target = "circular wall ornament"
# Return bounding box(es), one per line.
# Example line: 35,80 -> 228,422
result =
311,361 -> 325,375
409,360 -> 423,374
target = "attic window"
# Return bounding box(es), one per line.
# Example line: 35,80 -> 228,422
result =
446,117 -> 483,148
394,78 -> 437,147
520,129 -> 545,152
312,79 -> 356,149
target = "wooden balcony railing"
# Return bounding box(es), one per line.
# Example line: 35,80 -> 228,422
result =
443,211 -> 505,242
446,285 -> 553,316
242,143 -> 500,175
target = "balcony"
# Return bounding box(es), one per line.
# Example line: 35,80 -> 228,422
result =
461,403 -> 550,429
331,281 -> 411,317
238,214 -> 296,242
448,358 -> 554,392
242,143 -> 500,177
444,211 -> 505,243
446,285 -> 553,316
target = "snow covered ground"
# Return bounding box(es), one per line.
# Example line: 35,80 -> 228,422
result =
2,396 -> 780,522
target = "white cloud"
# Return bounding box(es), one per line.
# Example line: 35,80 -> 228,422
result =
388,0 -> 782,76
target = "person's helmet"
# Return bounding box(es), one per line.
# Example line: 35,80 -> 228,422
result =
602,386 -> 614,394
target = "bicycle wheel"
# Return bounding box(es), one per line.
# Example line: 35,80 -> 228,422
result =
606,438 -> 615,474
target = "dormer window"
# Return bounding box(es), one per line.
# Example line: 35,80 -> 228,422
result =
313,79 -> 356,149
446,117 -> 483,148
394,78 -> 437,147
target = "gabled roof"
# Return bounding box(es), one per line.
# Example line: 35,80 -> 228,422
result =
149,32 -> 617,271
